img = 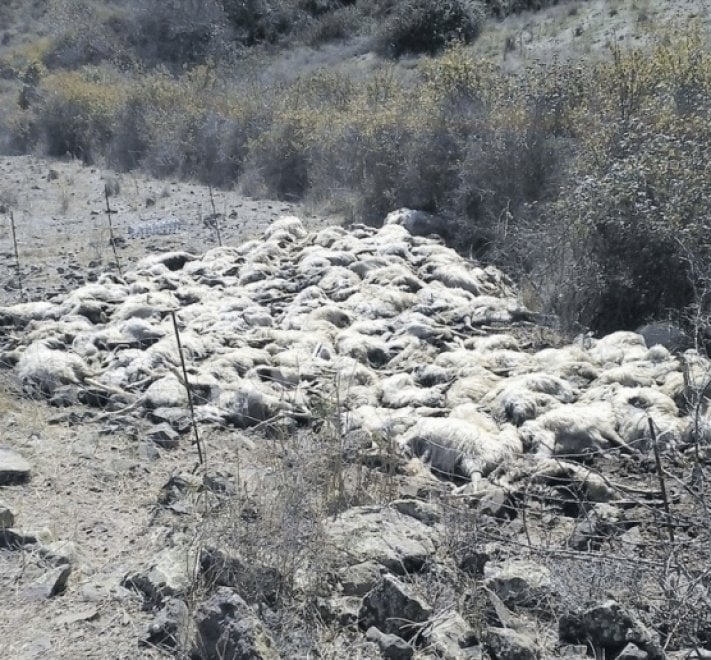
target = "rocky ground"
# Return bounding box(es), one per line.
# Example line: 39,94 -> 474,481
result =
1,157 -> 711,659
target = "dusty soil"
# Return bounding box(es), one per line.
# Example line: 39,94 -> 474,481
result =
0,155 -> 339,307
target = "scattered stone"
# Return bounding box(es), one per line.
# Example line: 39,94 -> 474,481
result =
147,407 -> 192,433
317,596 -> 361,627
0,527 -> 42,548
199,546 -> 282,605
143,598 -> 190,650
338,561 -> 383,597
325,506 -> 438,573
202,471 -> 236,496
484,627 -> 538,660
158,472 -> 203,509
559,600 -> 663,660
123,545 -> 196,607
359,574 -> 432,640
426,611 -> 478,659
477,483 -> 510,518
365,626 -> 414,659
616,642 -> 649,659
389,499 -> 441,525
0,500 -> 15,528
485,590 -> 528,631
0,446 -> 31,485
25,565 -> 71,600
568,503 -> 623,551
55,605 -> 99,626
40,540 -> 78,566
458,545 -> 490,576
49,384 -> 80,407
80,577 -> 136,603
146,422 -> 180,449
193,587 -> 280,660
484,560 -> 554,610
139,442 -> 161,461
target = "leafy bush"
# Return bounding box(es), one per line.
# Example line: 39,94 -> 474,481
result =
31,67 -> 127,162
377,0 -> 485,57
529,29 -> 711,333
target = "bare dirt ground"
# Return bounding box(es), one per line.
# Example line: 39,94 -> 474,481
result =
0,155 -> 338,307
0,155 -> 332,659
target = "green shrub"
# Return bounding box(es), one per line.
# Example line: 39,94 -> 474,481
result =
377,0 -> 485,57
31,67 -> 127,162
529,29 -> 711,333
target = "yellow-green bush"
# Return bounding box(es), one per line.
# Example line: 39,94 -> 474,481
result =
533,26 -> 711,332
31,67 -> 128,162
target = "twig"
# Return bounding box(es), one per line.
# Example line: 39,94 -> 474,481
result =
9,211 -> 25,302
104,186 -> 123,278
648,416 -> 675,544
170,310 -> 205,466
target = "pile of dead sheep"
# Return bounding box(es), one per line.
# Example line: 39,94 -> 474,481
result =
1,210 -> 709,484
2,209 -> 711,656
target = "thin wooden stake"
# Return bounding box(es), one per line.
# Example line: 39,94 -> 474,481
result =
208,184 -> 222,247
104,186 -> 123,278
9,211 -> 25,301
171,310 -> 205,466
648,417 -> 675,544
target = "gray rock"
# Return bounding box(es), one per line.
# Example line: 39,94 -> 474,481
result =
146,422 -> 180,449
476,483 -> 510,519
568,503 -> 623,551
389,499 -> 441,526
484,560 -> 554,610
317,596 -> 361,627
193,587 -> 280,660
0,446 -> 31,485
559,600 -> 663,660
139,442 -> 161,461
325,506 -> 438,573
365,626 -> 413,659
123,545 -> 196,606
80,577 -> 136,603
338,561 -> 384,597
616,642 -> 648,659
40,540 -> 78,566
148,407 -> 192,433
486,590 -> 529,631
484,627 -> 538,660
0,527 -> 41,548
0,500 -> 15,528
143,598 -> 190,650
359,574 -> 432,640
426,611 -> 478,659
25,565 -> 71,600
199,546 -> 282,605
